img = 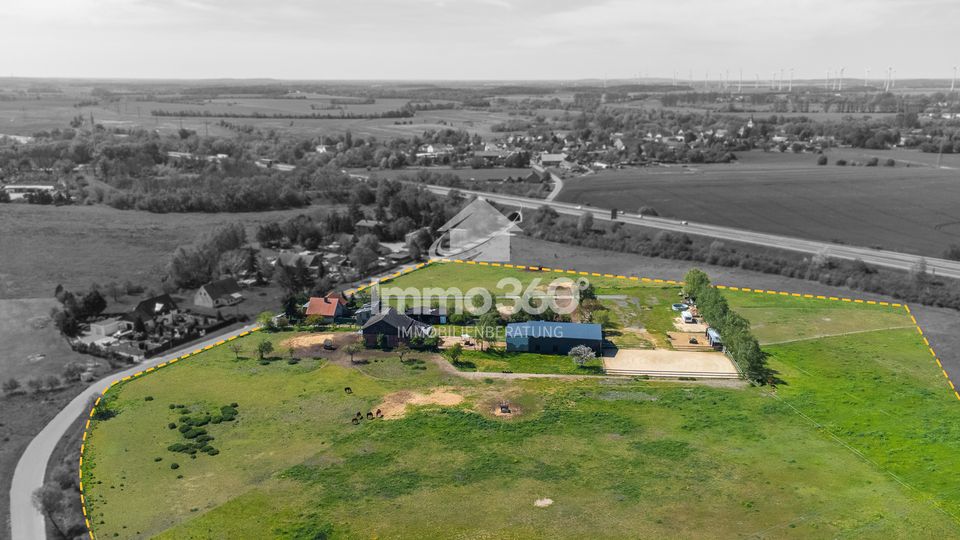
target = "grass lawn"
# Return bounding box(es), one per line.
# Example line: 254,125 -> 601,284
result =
82,264 -> 960,538
454,349 -> 604,375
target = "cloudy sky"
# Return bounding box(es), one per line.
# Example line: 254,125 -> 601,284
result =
2,0 -> 957,80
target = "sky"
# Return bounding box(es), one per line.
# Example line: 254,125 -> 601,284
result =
2,0 -> 959,81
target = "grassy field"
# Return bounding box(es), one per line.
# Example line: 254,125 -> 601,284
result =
455,349 -> 604,374
0,96 -> 518,139
0,203 -> 328,299
557,150 -> 960,257
81,264 -> 960,538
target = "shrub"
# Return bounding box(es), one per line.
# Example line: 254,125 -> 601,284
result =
168,404 -> 176,409
230,402 -> 239,408
170,463 -> 179,470
168,422 -> 176,429
884,158 -> 896,167
206,448 -> 220,456
835,159 -> 847,166
154,457 -> 163,462
817,155 -> 828,165
144,396 -> 154,401
865,157 -> 879,167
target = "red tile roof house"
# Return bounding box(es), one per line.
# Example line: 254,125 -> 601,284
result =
304,293 -> 347,322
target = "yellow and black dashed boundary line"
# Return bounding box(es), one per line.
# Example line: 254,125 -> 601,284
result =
77,258 -> 956,539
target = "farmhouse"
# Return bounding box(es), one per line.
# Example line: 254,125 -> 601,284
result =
193,278 -> 243,309
274,251 -> 322,270
361,308 -> 432,347
538,152 -> 568,167
125,294 -> 179,324
355,219 -> 384,235
505,321 -> 602,355
305,293 -> 347,322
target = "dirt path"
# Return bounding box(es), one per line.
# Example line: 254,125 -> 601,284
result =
425,355 -> 748,388
761,325 -> 916,346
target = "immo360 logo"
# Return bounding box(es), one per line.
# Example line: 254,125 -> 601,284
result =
372,276 -> 592,317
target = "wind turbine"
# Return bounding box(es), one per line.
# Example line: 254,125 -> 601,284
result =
952,66 -> 957,92
826,69 -> 831,90
865,67 -> 870,88
788,68 -> 794,92
838,67 -> 845,91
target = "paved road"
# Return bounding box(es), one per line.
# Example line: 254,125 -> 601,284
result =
8,323 -> 259,540
419,184 -> 960,280
544,170 -> 564,201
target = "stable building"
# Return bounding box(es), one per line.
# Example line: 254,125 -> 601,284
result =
505,321 -> 602,355
361,308 -> 432,347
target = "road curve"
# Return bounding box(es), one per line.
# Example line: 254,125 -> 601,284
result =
9,323 -> 259,540
420,184 -> 960,280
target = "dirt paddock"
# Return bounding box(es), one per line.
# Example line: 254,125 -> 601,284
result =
281,333 -> 359,356
603,349 -> 738,377
375,387 -> 465,419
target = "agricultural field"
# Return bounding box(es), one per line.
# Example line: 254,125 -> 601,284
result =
0,203 -> 328,299
0,95 -> 519,139
81,263 -> 960,538
557,150 -> 960,257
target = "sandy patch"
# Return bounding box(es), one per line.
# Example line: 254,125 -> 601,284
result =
281,333 -> 337,350
376,387 -> 464,419
603,349 -> 739,378
534,498 -> 554,507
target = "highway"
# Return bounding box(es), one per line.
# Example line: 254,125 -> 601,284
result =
9,323 -> 259,540
419,184 -> 960,280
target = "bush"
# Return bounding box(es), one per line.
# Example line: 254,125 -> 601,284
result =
154,457 -> 163,462
835,159 -> 847,166
816,155 -> 828,165
144,396 -> 154,401
170,463 -> 179,470
168,422 -> 176,429
865,157 -> 879,167
884,158 -> 896,167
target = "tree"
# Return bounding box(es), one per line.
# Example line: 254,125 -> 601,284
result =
104,282 -> 123,302
476,312 -> 500,351
44,375 -> 60,391
349,244 -> 379,275
33,485 -> 69,538
568,344 -> 596,367
277,259 -> 315,296
817,155 -> 828,165
27,378 -> 44,393
395,343 -> 411,362
257,311 -> 277,330
683,268 -> 711,300
62,364 -> 86,384
80,287 -> 107,318
257,340 -> 274,361
345,342 -> 363,363
228,343 -> 243,360
444,342 -> 464,366
2,378 -> 21,394
577,212 -> 594,234
591,310 -> 614,329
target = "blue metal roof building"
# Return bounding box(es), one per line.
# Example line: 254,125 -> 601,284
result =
505,321 -> 603,355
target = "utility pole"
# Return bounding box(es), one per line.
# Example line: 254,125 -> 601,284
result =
952,66 -> 957,92
738,69 -> 743,93
826,69 -> 830,90
838,67 -> 845,91
865,67 -> 870,89
788,68 -> 793,92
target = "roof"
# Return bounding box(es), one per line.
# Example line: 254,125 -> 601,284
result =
276,252 -> 319,267
200,278 -> 241,300
305,296 -> 342,317
437,198 -> 521,236
362,308 -> 430,333
355,219 -> 383,228
132,294 -> 178,318
505,321 -> 602,341
540,153 -> 567,162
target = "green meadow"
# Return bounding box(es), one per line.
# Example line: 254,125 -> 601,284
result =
81,263 -> 960,538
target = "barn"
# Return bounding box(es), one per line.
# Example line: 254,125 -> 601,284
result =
361,308 -> 432,347
505,321 -> 602,355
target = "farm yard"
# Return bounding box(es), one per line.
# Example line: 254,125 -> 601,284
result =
79,262 -> 960,538
557,150 -> 960,257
